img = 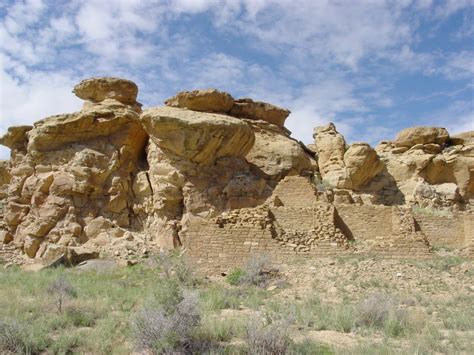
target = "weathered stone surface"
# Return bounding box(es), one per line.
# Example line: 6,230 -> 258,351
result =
0,125 -> 32,150
73,77 -> 138,104
245,121 -> 314,178
313,124 -> 382,190
141,107 -> 255,166
0,160 -> 11,199
451,131 -> 474,145
0,77 -> 471,266
344,143 -> 384,191
230,98 -> 290,127
27,100 -> 145,153
164,89 -> 234,113
313,123 -> 346,186
394,127 -> 449,148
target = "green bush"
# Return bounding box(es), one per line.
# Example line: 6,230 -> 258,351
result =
64,305 -> 98,327
226,268 -> 246,286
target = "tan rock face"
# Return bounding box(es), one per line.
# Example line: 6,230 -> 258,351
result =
164,89 -> 234,113
230,98 -> 290,127
451,131 -> 474,145
0,126 -> 33,151
313,123 -> 346,179
394,126 -> 449,148
73,77 -> 138,105
245,121 -> 314,178
344,143 -> 384,191
313,123 -> 383,190
0,77 -> 471,263
1,78 -> 148,259
141,107 -> 255,166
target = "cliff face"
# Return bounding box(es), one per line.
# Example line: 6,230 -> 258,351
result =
0,77 -> 472,264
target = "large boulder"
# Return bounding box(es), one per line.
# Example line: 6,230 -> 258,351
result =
313,123 -> 346,176
344,143 -> 384,191
245,121 -> 314,178
141,107 -> 255,166
394,126 -> 449,148
313,123 -> 348,188
73,77 -> 138,105
230,98 -> 290,127
164,89 -> 234,113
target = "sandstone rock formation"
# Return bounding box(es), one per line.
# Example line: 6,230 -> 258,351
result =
312,123 -> 384,190
164,89 -> 234,113
394,126 -> 449,147
0,77 -> 472,267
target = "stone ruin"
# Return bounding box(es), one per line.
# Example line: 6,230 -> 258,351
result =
0,77 -> 472,271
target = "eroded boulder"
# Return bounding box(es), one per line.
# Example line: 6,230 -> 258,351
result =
344,143 -> 384,191
164,89 -> 234,113
230,98 -> 290,127
141,107 -> 255,166
394,127 -> 449,148
73,77 -> 138,105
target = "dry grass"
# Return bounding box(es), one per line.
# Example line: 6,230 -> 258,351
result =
0,254 -> 472,354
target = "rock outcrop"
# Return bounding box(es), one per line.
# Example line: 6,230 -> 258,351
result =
0,77 -> 472,266
313,123 -> 384,190
394,126 -> 450,147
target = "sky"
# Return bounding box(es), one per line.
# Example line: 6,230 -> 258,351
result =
0,0 -> 473,160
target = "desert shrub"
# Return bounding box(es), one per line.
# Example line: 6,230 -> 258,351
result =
132,289 -> 201,354
245,312 -> 294,355
0,320 -> 31,354
226,268 -> 246,286
332,304 -> 356,333
156,250 -> 197,286
357,292 -> 396,328
240,253 -> 276,288
47,276 -> 77,314
356,293 -> 409,337
312,176 -> 332,192
151,278 -> 183,314
64,305 -> 98,327
49,333 -> 80,354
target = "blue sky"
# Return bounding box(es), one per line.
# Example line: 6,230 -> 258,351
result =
0,0 -> 473,159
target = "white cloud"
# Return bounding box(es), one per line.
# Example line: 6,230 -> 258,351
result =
0,67 -> 83,159
0,0 -> 473,160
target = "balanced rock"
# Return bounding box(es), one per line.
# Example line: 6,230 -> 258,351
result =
73,77 -> 138,105
164,89 -> 234,113
230,98 -> 290,127
141,106 -> 255,166
394,126 -> 449,148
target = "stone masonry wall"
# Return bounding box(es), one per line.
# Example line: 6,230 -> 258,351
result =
413,212 -> 467,249
335,205 -> 393,240
271,175 -> 318,208
181,205 -> 350,274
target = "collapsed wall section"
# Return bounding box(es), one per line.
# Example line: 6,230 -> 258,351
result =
181,204 -> 351,274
